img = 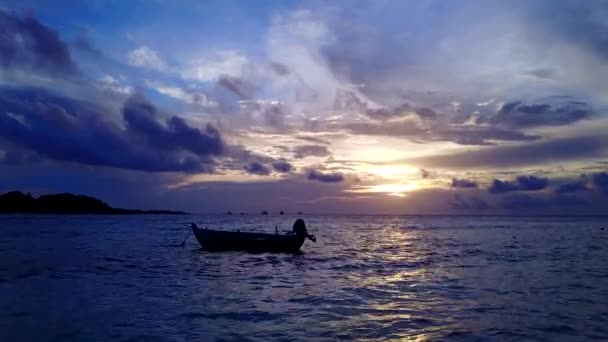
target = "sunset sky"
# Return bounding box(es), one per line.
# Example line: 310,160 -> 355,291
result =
1,0 -> 608,214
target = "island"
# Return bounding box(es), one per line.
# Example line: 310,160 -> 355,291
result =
0,191 -> 187,214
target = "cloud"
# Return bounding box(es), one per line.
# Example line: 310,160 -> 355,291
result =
420,169 -> 431,179
488,99 -> 592,128
500,194 -> 546,210
366,103 -> 438,122
182,50 -> 248,82
451,178 -> 478,188
437,125 -> 539,145
293,145 -> 331,159
0,87 -> 224,172
555,179 -> 589,194
122,94 -> 224,156
488,179 -> 521,194
218,75 -> 254,100
243,161 -> 271,175
307,170 -> 344,183
516,175 -> 549,191
333,89 -> 367,112
238,99 -> 286,128
269,62 -> 290,76
0,9 -> 77,74
146,81 -> 216,108
272,161 -> 293,173
98,75 -> 132,94
295,135 -> 332,145
528,1 -> 608,61
332,90 -> 438,122
592,172 -> 608,195
344,120 -> 539,146
451,194 -> 488,210
408,135 -> 608,169
127,46 -> 166,71
524,68 -> 556,79
500,192 -> 589,212
488,175 -> 549,193
73,29 -> 103,57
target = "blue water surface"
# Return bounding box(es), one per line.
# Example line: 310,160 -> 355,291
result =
0,215 -> 607,341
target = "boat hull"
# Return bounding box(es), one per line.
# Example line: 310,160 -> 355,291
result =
192,227 -> 306,253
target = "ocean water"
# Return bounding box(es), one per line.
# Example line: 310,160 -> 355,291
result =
0,215 -> 607,341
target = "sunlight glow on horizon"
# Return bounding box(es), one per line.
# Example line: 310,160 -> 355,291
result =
349,183 -> 419,196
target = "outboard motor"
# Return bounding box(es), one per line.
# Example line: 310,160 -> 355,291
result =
293,218 -> 316,242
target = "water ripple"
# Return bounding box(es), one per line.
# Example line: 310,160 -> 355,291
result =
0,215 -> 606,340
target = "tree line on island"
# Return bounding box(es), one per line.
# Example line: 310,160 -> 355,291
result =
0,191 -> 305,215
0,191 -> 186,214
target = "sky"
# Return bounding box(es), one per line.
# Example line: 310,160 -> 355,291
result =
1,0 -> 608,214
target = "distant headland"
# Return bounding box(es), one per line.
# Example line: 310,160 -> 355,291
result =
0,191 -> 186,215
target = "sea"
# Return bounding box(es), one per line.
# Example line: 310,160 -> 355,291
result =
0,214 -> 607,341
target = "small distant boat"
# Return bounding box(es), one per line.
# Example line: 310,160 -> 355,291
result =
191,219 -> 316,253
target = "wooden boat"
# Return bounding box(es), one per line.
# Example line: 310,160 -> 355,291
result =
191,218 -> 316,253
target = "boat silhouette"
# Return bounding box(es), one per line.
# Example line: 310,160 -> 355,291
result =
191,219 -> 316,253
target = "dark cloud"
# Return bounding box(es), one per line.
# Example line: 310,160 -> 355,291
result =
451,178 -> 478,188
488,99 -> 591,128
420,169 -> 431,179
414,107 -> 438,120
516,175 -> 549,191
223,145 -> 281,171
0,10 -> 76,74
500,194 -> 546,210
333,90 -> 438,122
218,75 -> 254,100
272,161 -> 293,173
488,179 -> 521,194
365,106 -> 404,121
295,135 -> 332,145
269,62 -> 290,76
524,68 -> 555,79
307,170 -> 344,183
555,180 -> 589,194
243,161 -> 271,175
365,103 -> 437,121
0,87 -> 224,172
293,145 -> 331,159
408,135 -> 608,169
592,172 -> 608,195
223,145 -> 299,175
488,175 -> 548,193
272,145 -> 291,153
123,95 -> 223,156
553,194 -> 588,207
500,192 -> 590,211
